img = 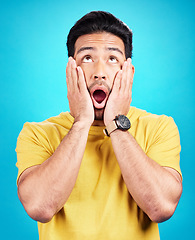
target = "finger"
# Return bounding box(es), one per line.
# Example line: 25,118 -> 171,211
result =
66,57 -> 73,90
126,58 -> 133,92
120,60 -> 128,92
71,59 -> 79,91
112,70 -> 122,93
122,58 -> 134,95
129,59 -> 134,92
77,66 -> 87,93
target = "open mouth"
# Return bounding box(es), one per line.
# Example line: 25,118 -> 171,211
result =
89,82 -> 110,109
93,90 -> 107,104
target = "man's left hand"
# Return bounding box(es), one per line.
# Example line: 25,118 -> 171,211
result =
104,58 -> 134,126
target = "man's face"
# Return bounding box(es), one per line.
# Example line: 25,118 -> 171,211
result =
74,32 -> 126,120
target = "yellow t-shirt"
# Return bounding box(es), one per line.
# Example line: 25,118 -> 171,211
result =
16,107 -> 181,240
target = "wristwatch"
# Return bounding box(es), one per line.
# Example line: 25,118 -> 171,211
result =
104,115 -> 131,136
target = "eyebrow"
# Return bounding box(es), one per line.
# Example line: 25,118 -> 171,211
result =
76,46 -> 124,56
76,47 -> 94,55
107,47 -> 123,55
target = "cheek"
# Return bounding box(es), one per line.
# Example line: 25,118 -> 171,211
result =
78,64 -> 91,86
107,66 -> 121,85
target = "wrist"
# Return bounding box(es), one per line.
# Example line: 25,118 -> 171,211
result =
104,116 -> 115,128
104,115 -> 131,137
73,119 -> 92,131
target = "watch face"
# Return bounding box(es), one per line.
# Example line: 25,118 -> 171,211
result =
117,115 -> 131,130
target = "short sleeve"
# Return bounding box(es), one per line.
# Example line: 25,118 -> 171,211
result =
16,122 -> 54,183
145,115 -> 181,176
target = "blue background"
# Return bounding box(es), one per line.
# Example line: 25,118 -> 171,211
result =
0,0 -> 194,239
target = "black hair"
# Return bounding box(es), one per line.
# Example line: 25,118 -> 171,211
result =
66,11 -> 133,59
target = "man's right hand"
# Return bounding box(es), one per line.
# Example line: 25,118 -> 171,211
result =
18,59 -> 94,222
66,57 -> 94,127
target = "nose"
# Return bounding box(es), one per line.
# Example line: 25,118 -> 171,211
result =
92,59 -> 107,80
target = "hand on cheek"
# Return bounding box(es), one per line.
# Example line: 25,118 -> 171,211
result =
66,57 -> 94,126
104,58 -> 134,126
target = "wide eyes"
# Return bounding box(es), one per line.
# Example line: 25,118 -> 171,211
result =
82,55 -> 118,64
82,55 -> 93,63
108,56 -> 118,63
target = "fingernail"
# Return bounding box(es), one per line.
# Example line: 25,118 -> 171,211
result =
72,59 -> 77,68
124,61 -> 128,67
77,66 -> 80,71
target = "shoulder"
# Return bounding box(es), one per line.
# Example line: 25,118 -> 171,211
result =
128,106 -> 177,128
128,107 -> 180,145
18,112 -> 74,141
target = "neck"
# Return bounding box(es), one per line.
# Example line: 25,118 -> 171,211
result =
92,120 -> 105,126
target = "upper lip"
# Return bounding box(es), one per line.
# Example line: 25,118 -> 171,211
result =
88,80 -> 111,108
89,85 -> 109,97
88,80 -> 110,97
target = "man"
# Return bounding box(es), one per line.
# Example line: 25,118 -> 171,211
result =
16,11 -> 182,239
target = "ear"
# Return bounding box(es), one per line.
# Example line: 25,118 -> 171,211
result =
129,59 -> 135,85
130,58 -> 135,77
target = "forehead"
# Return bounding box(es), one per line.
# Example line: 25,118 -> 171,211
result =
74,32 -> 125,56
